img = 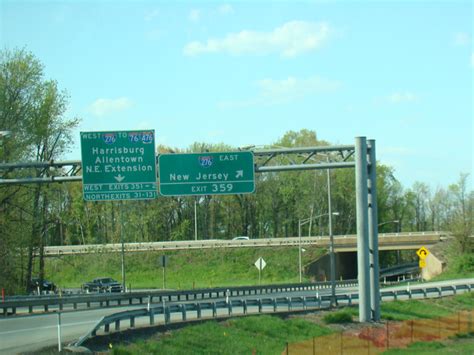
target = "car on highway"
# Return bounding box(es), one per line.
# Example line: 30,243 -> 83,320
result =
29,277 -> 57,294
232,236 -> 250,240
82,277 -> 123,293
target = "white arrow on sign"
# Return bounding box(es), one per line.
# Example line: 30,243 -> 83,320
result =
114,174 -> 125,182
254,257 -> 266,271
235,170 -> 243,178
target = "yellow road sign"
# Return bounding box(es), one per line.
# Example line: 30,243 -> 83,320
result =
416,246 -> 430,259
419,259 -> 426,268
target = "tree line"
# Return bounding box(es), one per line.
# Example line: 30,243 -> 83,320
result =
1,50 -> 472,293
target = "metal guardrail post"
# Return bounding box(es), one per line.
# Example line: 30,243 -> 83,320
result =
181,305 -> 186,321
243,300 -> 247,314
197,303 -> 202,318
165,307 -> 170,324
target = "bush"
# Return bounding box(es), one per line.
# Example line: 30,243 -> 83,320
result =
323,311 -> 353,324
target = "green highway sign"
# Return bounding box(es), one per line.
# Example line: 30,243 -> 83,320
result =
80,130 -> 158,201
159,151 -> 255,196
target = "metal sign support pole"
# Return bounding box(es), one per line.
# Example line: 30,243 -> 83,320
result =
355,137 -> 371,322
194,198 -> 198,241
328,158 -> 336,307
162,266 -> 166,289
368,139 -> 381,321
120,202 -> 126,292
259,263 -> 262,285
298,220 -> 302,282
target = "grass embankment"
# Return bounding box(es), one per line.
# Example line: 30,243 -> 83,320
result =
109,291 -> 473,355
112,316 -> 331,355
341,290 -> 474,321
432,253 -> 474,281
383,334 -> 474,355
44,246 -> 326,289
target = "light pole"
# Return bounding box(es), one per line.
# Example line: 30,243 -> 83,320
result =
298,212 -> 339,282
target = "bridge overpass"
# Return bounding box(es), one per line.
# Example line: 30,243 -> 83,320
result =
42,231 -> 447,256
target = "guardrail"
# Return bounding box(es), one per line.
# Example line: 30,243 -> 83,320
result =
1,279 -> 358,316
70,280 -> 474,348
42,232 -> 447,255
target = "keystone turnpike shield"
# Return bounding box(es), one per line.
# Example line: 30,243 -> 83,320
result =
159,151 -> 255,196
80,130 -> 158,201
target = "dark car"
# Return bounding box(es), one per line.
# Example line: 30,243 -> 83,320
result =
82,277 -> 123,293
30,278 -> 57,294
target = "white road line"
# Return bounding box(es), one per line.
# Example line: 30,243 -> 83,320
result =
0,320 -> 97,335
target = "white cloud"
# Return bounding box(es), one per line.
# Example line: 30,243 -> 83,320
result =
218,4 -> 234,15
189,9 -> 201,23
258,76 -> 340,99
184,21 -> 332,57
144,9 -> 159,22
218,75 -> 340,108
88,97 -> 133,117
387,91 -> 418,104
454,32 -> 471,46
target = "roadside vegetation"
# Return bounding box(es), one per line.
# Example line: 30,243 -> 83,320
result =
45,246 -> 327,289
108,293 -> 473,355
383,334 -> 474,355
343,291 -> 474,321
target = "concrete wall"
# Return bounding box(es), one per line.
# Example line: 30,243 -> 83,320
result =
421,253 -> 445,280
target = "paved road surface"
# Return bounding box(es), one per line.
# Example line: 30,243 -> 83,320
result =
1,278 -> 471,354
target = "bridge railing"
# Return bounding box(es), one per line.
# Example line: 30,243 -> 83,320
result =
41,231 -> 448,255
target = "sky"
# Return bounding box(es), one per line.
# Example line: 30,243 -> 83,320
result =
1,0 -> 473,189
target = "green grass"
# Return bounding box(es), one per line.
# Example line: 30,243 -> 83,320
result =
383,333 -> 474,354
44,247 -> 326,289
112,315 -> 332,355
323,310 -> 353,324
338,292 -> 474,321
380,292 -> 474,321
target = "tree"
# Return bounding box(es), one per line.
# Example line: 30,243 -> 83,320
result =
448,174 -> 473,253
0,49 -> 79,293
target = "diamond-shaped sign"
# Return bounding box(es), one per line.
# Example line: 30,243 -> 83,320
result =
254,257 -> 266,271
416,246 -> 430,259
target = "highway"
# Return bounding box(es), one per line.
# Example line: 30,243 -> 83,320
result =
41,231 -> 446,256
0,278 -> 471,354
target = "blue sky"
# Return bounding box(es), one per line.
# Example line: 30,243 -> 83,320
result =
1,0 -> 472,188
